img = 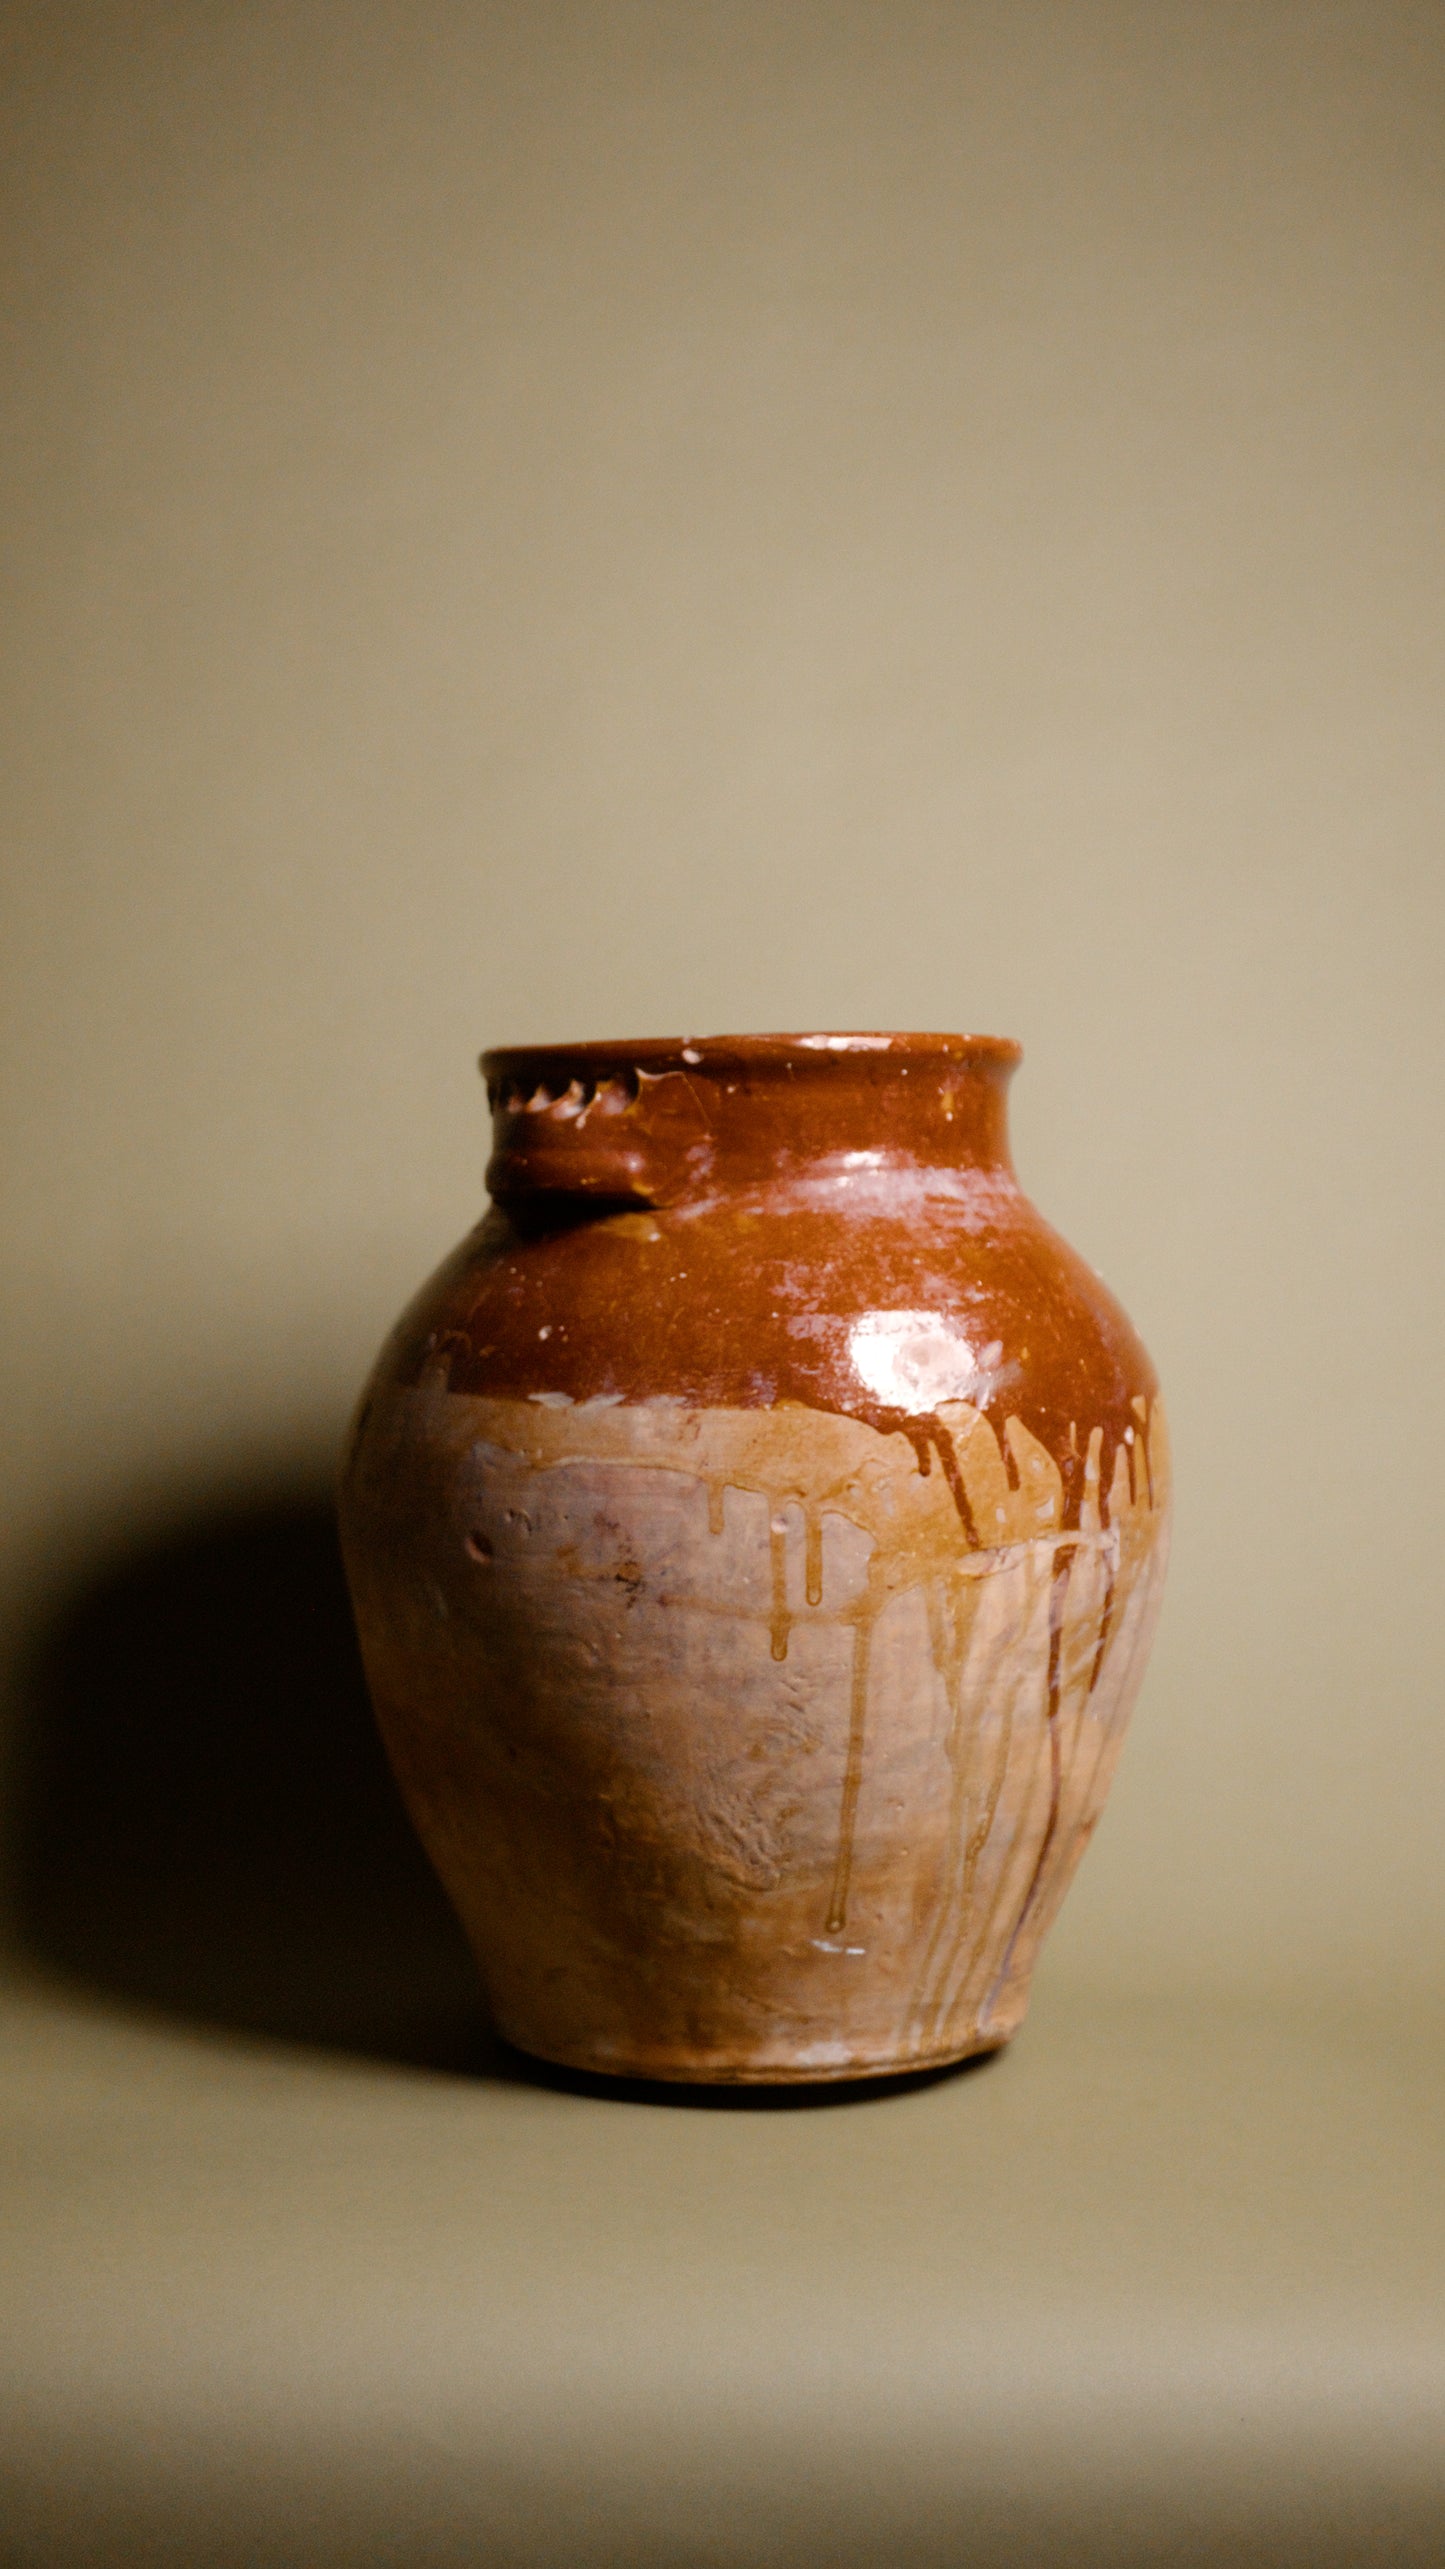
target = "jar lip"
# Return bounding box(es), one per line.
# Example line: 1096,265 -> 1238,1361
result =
482,1031 -> 1022,1082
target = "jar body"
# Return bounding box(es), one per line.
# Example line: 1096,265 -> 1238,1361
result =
339,1036 -> 1170,2081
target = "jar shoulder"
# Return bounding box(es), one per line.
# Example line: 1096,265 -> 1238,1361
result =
354,1180 -> 1159,1499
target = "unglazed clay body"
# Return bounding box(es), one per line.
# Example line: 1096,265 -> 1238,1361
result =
339,1035 -> 1170,2082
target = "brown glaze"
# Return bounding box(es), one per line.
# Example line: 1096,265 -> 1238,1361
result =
340,1034 -> 1170,2082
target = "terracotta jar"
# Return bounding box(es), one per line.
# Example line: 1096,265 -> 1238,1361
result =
339,1034 -> 1170,2083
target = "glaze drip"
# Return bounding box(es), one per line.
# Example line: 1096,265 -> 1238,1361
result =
374,1375 -> 1169,2062
826,1616 -> 874,1934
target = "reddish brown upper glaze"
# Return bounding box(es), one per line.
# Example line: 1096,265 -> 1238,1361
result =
368,1033 -> 1158,1535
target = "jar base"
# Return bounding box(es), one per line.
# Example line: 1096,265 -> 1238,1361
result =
494,2025 -> 1013,2089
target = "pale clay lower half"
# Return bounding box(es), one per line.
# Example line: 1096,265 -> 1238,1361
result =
348,1385 -> 1171,2081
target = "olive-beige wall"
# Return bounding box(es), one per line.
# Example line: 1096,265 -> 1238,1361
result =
2,0 -> 1442,2009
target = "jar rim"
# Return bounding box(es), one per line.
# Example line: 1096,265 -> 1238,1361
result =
481,1031 -> 1022,1083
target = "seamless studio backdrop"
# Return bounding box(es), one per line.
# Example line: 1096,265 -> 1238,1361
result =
0,8 -> 1444,2557
4,0 -> 1441,2013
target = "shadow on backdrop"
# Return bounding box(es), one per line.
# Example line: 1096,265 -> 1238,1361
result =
4,1487 -> 982,2108
6,1487 -> 488,2073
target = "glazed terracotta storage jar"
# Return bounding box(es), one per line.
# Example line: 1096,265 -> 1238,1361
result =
339,1034 -> 1170,2082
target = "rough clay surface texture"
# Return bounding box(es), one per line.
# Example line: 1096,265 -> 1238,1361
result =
341,1035 -> 1171,2082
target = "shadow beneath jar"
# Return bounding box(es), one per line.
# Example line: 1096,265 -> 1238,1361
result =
5,1485 -> 992,2108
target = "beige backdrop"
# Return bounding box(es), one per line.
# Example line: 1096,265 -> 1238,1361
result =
3,0 -> 1443,2025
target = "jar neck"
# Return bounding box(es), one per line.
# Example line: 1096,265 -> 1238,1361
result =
482,1033 -> 1020,1210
